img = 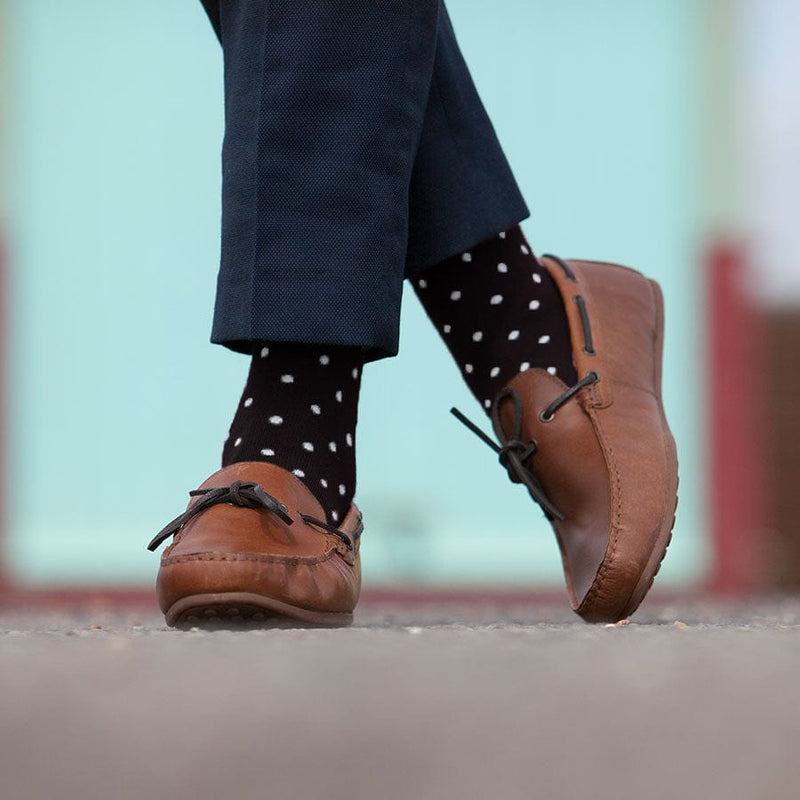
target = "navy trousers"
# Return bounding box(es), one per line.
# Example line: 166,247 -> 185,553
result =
201,1 -> 528,360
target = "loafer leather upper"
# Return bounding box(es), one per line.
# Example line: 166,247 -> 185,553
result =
155,461 -> 362,618
496,257 -> 678,622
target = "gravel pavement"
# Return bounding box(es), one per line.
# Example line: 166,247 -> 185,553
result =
2,599 -> 799,800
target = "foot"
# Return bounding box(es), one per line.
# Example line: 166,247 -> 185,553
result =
148,462 -> 362,628
456,255 -> 678,622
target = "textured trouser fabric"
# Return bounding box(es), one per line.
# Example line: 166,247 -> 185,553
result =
201,0 -> 529,360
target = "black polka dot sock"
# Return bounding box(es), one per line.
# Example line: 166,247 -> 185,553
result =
411,225 -> 577,413
222,343 -> 363,526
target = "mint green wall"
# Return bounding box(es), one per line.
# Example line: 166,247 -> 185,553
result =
3,1 -> 706,587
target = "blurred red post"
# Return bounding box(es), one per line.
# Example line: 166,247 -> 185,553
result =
707,239 -> 766,593
0,236 -> 6,594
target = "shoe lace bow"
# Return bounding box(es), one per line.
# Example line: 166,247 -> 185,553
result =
147,480 -> 356,552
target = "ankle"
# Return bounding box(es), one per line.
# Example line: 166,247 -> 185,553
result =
224,342 -> 363,524
412,225 -> 577,412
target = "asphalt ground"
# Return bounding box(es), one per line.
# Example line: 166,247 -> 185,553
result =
2,599 -> 799,800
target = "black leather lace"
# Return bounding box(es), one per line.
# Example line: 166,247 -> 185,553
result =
539,371 -> 599,422
542,253 -> 577,282
540,254 -> 596,357
298,513 -> 360,550
147,480 -> 356,552
451,371 -> 600,522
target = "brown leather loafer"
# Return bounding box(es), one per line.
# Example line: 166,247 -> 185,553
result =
148,462 -> 362,627
455,256 -> 678,622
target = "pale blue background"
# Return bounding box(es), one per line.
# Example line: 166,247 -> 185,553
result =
2,0 -> 706,587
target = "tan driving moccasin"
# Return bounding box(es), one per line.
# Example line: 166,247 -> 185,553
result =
455,255 -> 678,622
148,462 -> 362,627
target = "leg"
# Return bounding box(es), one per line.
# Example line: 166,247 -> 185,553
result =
155,0 -> 533,627
200,0 -> 531,294
209,0 -> 440,359
212,0 -> 531,522
404,8 -> 678,623
209,1 -> 443,523
407,6 -> 577,411
404,3 -> 530,272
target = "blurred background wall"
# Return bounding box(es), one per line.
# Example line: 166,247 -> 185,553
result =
741,0 -> 800,589
3,0 -> 791,593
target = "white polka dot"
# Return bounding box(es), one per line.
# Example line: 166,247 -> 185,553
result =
260,448 -> 275,456
532,273 -> 542,283
269,415 -> 283,425
329,441 -> 337,452
499,231 -> 507,239
320,478 -> 328,488
352,367 -> 359,380
281,374 -> 294,383
490,294 -> 503,305
260,346 -> 269,358
418,279 -> 428,288
462,252 -> 472,262
539,335 -> 550,344
529,300 -> 540,310
335,390 -> 343,402
339,484 -> 346,496
320,355 -> 330,365
331,511 -> 339,522
490,366 -> 500,378
243,397 -> 253,407
302,442 -> 314,452
234,437 -> 242,447
465,363 -> 474,374
547,366 -> 557,375
497,262 -> 508,273
443,324 -> 451,333
520,362 -> 531,372
484,399 -> 491,409
346,432 -> 353,447
508,330 -> 520,341
292,469 -> 305,478
521,244 -> 530,255
311,404 -> 321,415
450,290 -> 462,301
472,331 -> 483,342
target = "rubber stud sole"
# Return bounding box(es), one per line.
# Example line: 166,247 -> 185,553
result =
165,592 -> 354,629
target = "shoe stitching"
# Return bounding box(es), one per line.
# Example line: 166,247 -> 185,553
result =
575,407 -> 625,614
581,277 -> 671,613
544,255 -> 613,410
161,548 -> 340,568
163,522 -> 353,564
578,397 -> 673,616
